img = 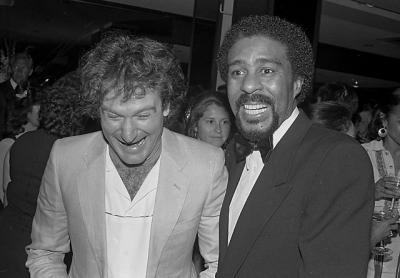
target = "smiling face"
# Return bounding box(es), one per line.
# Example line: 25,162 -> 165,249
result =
226,35 -> 303,143
100,89 -> 169,166
196,103 -> 231,148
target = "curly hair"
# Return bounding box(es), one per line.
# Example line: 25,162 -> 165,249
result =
185,91 -> 233,141
39,71 -> 89,138
80,34 -> 187,123
216,15 -> 314,103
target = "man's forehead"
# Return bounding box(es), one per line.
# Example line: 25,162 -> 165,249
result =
13,59 -> 31,68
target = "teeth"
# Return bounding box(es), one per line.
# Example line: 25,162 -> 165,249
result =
135,138 -> 145,145
124,137 -> 145,147
245,108 -> 267,115
244,104 -> 267,110
243,104 -> 267,115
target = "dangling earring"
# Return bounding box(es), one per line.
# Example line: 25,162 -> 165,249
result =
378,127 -> 387,138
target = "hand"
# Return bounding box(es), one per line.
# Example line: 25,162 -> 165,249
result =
375,178 -> 400,200
371,215 -> 399,248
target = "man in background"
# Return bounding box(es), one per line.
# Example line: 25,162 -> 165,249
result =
0,52 -> 33,138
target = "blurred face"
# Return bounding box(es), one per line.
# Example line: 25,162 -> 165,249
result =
11,59 -> 32,85
357,110 -> 372,136
384,105 -> 400,145
226,35 -> 303,143
100,89 -> 169,166
196,103 -> 231,147
27,104 -> 40,127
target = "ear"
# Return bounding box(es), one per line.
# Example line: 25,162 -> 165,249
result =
163,103 -> 170,117
28,68 -> 33,77
292,75 -> 304,99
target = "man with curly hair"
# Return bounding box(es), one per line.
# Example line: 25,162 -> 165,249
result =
216,15 -> 374,278
26,35 -> 227,278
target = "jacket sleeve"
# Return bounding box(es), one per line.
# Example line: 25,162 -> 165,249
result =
299,141 -> 375,278
198,149 -> 228,278
26,142 -> 69,278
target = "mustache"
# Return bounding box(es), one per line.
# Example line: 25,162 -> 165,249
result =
235,93 -> 274,110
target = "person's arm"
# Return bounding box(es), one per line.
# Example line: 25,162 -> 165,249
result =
1,148 -> 11,206
299,141 -> 374,278
198,149 -> 228,278
26,142 -> 69,278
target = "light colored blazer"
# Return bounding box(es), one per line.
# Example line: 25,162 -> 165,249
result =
26,128 -> 228,278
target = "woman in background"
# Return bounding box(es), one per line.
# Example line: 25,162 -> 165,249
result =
184,90 -> 232,273
185,91 -> 233,149
362,88 -> 400,278
0,71 -> 91,278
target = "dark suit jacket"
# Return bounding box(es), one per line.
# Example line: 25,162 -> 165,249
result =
0,80 -> 15,138
217,111 -> 375,278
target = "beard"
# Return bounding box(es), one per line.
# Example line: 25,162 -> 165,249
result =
235,93 -> 279,145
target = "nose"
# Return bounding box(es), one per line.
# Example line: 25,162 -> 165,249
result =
240,72 -> 262,94
215,122 -> 222,133
121,118 -> 137,144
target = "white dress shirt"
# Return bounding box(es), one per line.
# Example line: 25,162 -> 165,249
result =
105,146 -> 160,278
228,108 -> 299,243
10,78 -> 27,99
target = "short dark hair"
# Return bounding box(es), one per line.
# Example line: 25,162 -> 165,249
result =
5,100 -> 39,138
184,91 -> 233,139
39,71 -> 88,137
309,101 -> 353,133
315,82 -> 359,115
217,15 -> 314,103
80,34 -> 187,123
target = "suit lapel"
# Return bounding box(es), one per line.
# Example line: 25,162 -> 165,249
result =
146,129 -> 189,278
219,111 -> 312,277
219,144 -> 245,264
77,132 -> 107,277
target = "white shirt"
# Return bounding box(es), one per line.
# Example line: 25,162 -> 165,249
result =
228,108 -> 299,243
105,146 -> 160,278
10,78 -> 27,99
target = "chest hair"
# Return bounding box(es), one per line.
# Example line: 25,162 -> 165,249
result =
115,163 -> 154,201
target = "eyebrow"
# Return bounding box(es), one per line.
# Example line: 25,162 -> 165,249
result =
228,57 -> 282,67
101,106 -> 157,116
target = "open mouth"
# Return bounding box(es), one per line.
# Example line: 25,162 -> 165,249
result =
122,137 -> 146,147
243,104 -> 268,115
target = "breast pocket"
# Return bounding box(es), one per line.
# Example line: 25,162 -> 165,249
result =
172,214 -> 200,234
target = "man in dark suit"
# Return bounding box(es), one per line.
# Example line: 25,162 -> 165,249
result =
215,15 -> 375,278
0,52 -> 33,138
